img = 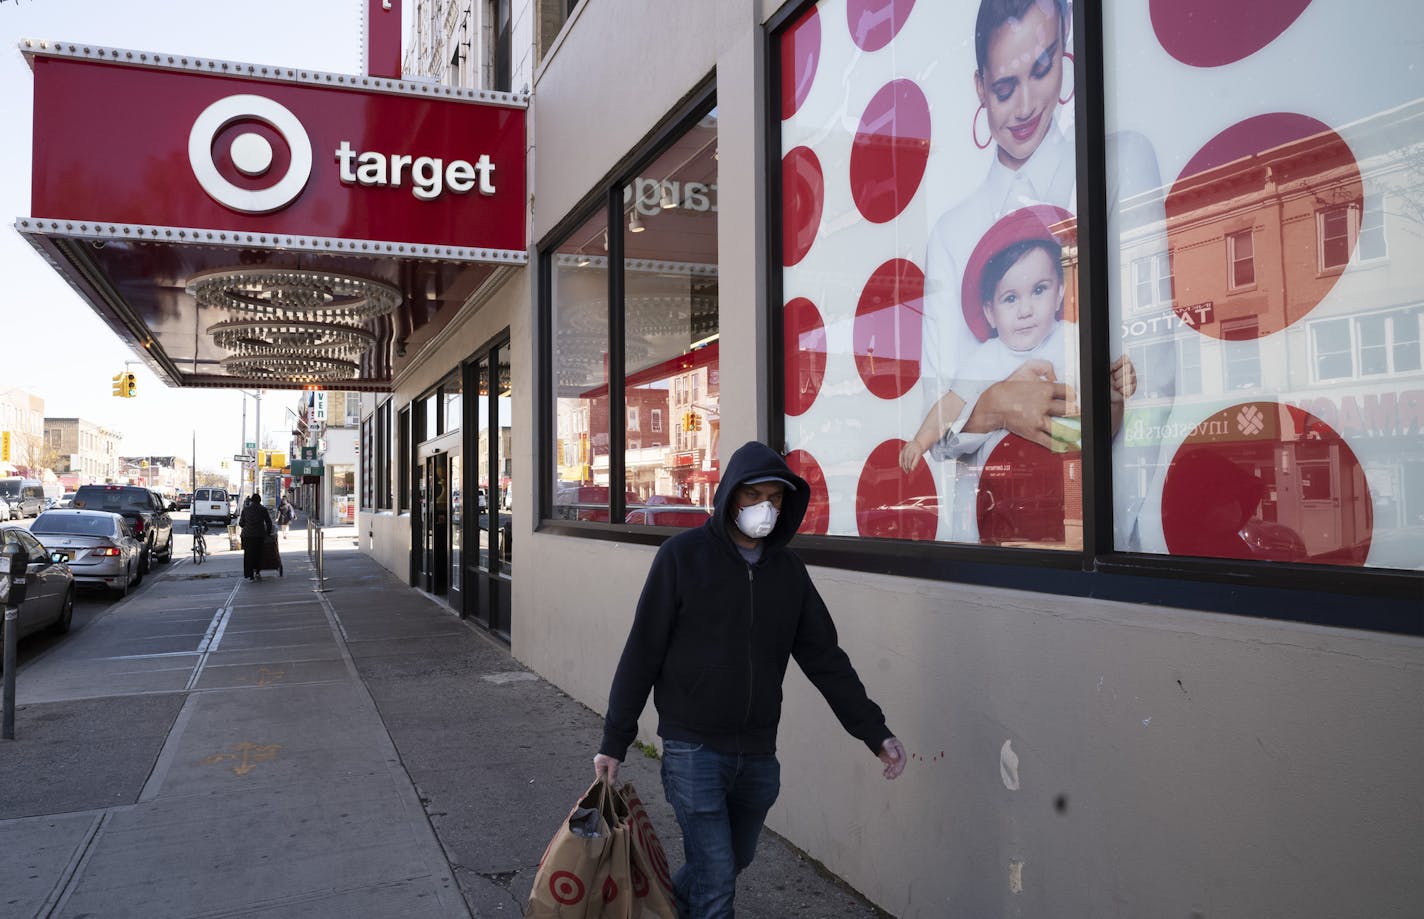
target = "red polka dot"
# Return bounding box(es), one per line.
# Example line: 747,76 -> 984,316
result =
846,0 -> 917,52
782,146 -> 824,267
850,79 -> 931,224
856,439 -> 938,540
854,258 -> 924,400
1161,402 -> 1371,564
780,5 -> 821,119
1151,0 -> 1312,67
1166,113 -> 1360,340
976,435 -> 1081,546
786,449 -> 830,535
784,297 -> 827,416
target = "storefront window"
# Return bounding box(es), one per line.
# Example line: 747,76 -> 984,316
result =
776,1 -> 1083,548
545,92 -> 717,528
1104,0 -> 1422,570
550,208 -> 612,521
444,373 -> 463,434
622,108 -> 719,529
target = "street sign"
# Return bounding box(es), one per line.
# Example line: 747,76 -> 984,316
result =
245,442 -> 256,450
234,454 -> 255,464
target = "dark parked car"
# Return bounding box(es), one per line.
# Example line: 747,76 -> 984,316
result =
0,525 -> 75,644
30,509 -> 144,597
70,484 -> 174,573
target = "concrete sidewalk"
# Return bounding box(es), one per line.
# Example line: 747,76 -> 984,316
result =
1,528 -> 890,918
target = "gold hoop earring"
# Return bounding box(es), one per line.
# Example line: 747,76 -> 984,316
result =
972,104 -> 991,150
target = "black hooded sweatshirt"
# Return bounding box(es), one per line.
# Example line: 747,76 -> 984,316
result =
599,441 -> 892,761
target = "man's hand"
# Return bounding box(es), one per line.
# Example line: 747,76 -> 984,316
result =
593,753 -> 621,784
966,360 -> 1078,450
879,737 -> 906,780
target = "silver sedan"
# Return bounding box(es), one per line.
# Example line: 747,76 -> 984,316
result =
0,525 -> 75,639
29,508 -> 144,597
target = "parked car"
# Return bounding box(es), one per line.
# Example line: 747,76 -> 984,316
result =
191,486 -> 234,529
0,477 -> 45,518
0,497 -> 14,521
57,491 -> 77,508
0,524 -> 75,643
30,509 -> 143,597
70,484 -> 174,573
175,492 -> 193,510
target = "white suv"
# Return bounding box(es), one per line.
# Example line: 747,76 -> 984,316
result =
191,487 -> 233,528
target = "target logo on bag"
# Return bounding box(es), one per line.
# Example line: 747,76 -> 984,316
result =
628,800 -> 675,894
549,870 -> 584,906
602,876 -> 619,903
631,862 -> 651,898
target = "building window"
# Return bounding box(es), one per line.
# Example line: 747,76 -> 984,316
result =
545,90 -> 718,529
1222,318 -> 1261,391
1228,230 -> 1255,289
376,400 -> 393,509
1310,306 -> 1424,382
398,406 -> 411,513
361,416 -> 374,509
1132,251 -> 1172,310
1318,195 -> 1389,271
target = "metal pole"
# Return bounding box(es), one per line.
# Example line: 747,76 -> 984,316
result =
3,607 -> 16,740
240,396 -> 248,502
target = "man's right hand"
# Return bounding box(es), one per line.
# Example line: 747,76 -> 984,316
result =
968,360 -> 1077,450
593,753 -> 621,784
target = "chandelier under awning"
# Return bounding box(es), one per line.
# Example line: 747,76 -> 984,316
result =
187,267 -> 401,382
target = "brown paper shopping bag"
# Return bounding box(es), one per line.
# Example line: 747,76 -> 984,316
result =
617,782 -> 679,919
527,779 -> 620,918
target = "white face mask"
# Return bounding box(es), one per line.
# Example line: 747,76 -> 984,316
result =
735,500 -> 779,539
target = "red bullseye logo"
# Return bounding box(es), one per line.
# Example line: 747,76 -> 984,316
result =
188,94 -> 313,214
549,870 -> 584,905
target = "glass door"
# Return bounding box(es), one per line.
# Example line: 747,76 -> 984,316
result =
465,334 -> 513,640
425,453 -> 449,595
449,447 -> 462,609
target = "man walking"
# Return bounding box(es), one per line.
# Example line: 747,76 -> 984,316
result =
239,493 -> 273,581
593,440 -> 906,918
276,493 -> 295,539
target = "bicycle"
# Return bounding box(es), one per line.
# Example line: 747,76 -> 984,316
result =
191,521 -> 208,565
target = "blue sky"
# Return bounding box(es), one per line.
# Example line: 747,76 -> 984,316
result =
0,0 -> 376,475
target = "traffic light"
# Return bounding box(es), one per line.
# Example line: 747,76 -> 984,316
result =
124,372 -> 137,398
0,431 -> 9,463
111,373 -> 125,397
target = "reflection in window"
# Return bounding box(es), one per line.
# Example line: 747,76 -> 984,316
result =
622,107 -> 719,529
550,209 -> 612,522
1222,318 -> 1261,391
1312,318 -> 1353,381
1133,252 -> 1172,310
1228,230 -> 1255,289
1319,206 -> 1352,271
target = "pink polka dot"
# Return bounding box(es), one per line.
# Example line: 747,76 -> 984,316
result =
782,146 -> 824,267
846,0 -> 917,52
780,6 -> 821,120
785,449 -> 830,535
784,297 -> 827,416
853,258 -> 924,400
976,435 -> 1080,546
1151,0 -> 1312,67
1166,113 -> 1360,340
1161,402 -> 1371,564
850,79 -> 931,224
855,439 -> 938,540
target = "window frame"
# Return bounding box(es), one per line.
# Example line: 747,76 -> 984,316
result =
1226,228 -> 1256,291
537,77 -> 717,537
755,0 -> 1419,634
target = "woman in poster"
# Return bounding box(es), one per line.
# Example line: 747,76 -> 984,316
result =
914,0 -> 1172,547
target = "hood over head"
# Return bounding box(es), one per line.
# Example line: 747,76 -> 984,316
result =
710,441 -> 810,552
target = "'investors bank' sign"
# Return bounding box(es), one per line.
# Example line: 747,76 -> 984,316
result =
27,49 -> 526,254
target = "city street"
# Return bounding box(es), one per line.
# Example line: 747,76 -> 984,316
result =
1,520 -> 888,918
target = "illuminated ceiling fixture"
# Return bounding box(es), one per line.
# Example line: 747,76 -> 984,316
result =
186,267 -> 400,381
207,318 -> 377,355
576,254 -> 591,267
220,351 -> 361,382
660,183 -> 677,209
185,267 -> 401,321
628,211 -> 645,233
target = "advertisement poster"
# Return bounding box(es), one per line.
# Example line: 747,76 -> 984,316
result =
778,0 -> 1422,570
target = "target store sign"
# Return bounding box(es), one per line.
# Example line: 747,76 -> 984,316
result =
27,50 -> 526,252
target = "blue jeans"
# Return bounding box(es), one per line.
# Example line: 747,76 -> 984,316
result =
659,740 -> 781,919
